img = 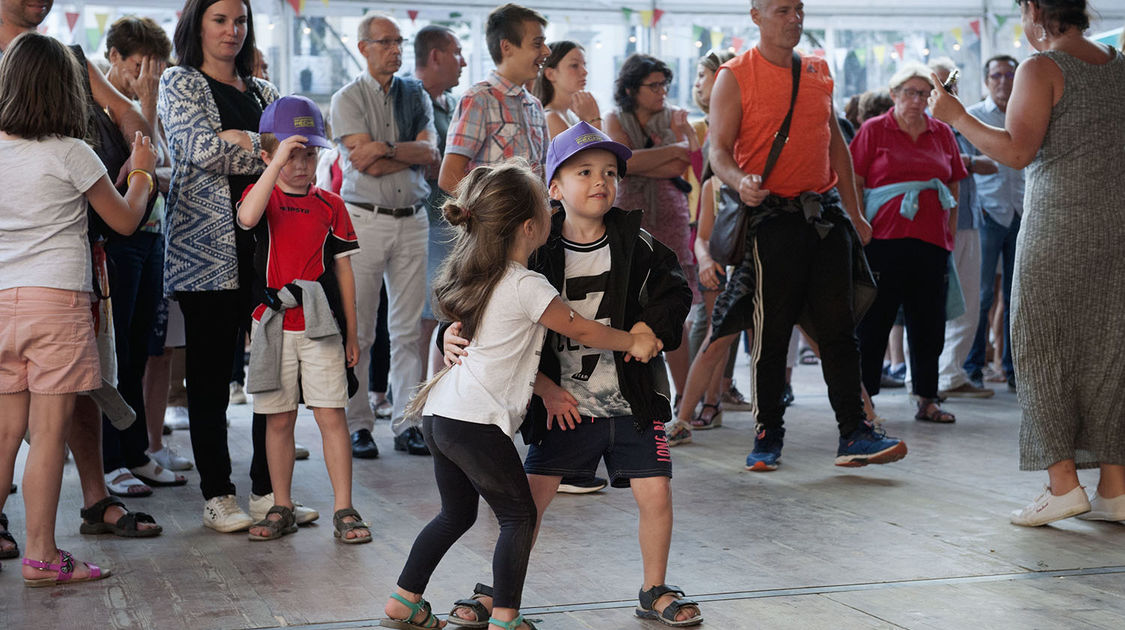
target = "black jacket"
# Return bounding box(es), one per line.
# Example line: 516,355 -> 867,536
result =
520,207 -> 692,445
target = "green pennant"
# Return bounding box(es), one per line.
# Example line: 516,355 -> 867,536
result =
692,25 -> 704,41
86,26 -> 102,51
933,33 -> 944,49
855,48 -> 867,65
622,8 -> 633,21
449,12 -> 461,18
995,15 -> 1008,30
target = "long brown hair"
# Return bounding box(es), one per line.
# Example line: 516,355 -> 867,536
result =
404,158 -> 548,419
0,32 -> 89,140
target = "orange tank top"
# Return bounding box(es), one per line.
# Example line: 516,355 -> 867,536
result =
720,48 -> 837,198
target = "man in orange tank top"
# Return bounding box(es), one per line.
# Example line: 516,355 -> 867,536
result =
687,0 -> 907,472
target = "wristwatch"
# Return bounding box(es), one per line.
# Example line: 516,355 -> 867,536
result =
385,142 -> 396,159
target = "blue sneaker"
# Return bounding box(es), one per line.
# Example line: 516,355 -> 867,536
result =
745,427 -> 784,471
835,422 -> 907,467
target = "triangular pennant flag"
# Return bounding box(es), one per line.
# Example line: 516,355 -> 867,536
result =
952,27 -> 963,45
893,42 -> 905,59
65,11 -> 80,32
449,12 -> 461,18
86,27 -> 102,51
933,33 -> 944,50
95,12 -> 110,35
996,15 -> 1008,30
731,36 -> 744,51
710,29 -> 723,50
176,10 -> 182,19
38,24 -> 48,34
640,10 -> 653,28
622,8 -> 633,22
287,0 -> 304,15
970,20 -> 981,38
873,45 -> 887,64
692,25 -> 704,42
407,10 -> 418,22
812,48 -> 825,58
321,0 -> 329,5
653,9 -> 665,26
856,49 -> 867,65
1014,24 -> 1024,43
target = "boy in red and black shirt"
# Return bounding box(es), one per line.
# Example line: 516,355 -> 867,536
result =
237,95 -> 370,545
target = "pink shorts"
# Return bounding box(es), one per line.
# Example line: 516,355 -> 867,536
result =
0,287 -> 101,395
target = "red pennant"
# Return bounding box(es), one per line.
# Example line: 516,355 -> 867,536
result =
969,19 -> 981,38
286,0 -> 302,15
65,11 -> 80,31
731,37 -> 744,51
408,10 -> 419,22
893,42 -> 905,59
813,48 -> 825,58
177,10 -> 182,19
652,9 -> 664,26
38,25 -> 49,34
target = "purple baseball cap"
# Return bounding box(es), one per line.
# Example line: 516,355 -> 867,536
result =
259,95 -> 333,150
544,121 -> 632,184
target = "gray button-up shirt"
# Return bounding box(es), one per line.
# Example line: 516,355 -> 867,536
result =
966,97 -> 1025,228
330,72 -> 434,208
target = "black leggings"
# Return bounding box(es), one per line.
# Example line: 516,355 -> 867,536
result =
397,415 -> 537,610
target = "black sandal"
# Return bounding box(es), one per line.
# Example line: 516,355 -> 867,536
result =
447,583 -> 494,628
636,584 -> 703,627
0,512 -> 19,559
79,496 -> 162,538
333,508 -> 371,544
690,403 -> 723,430
248,505 -> 298,541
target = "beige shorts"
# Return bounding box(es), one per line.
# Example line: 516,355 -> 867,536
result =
249,323 -> 347,414
0,287 -> 101,395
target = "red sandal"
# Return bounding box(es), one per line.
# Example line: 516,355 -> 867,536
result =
22,549 -> 110,587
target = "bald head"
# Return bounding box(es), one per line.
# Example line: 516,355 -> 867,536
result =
357,12 -> 396,42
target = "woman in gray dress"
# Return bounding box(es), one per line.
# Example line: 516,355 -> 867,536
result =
930,0 -> 1125,526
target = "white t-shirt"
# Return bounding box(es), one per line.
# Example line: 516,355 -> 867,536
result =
424,262 -> 560,437
0,136 -> 106,292
550,234 -> 630,417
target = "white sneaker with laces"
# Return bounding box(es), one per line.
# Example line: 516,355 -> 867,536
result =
147,446 -> 194,471
1010,485 -> 1091,526
294,443 -> 310,460
1077,491 -> 1125,522
203,495 -> 254,533
249,492 -> 320,525
165,405 -> 190,430
229,382 -> 248,405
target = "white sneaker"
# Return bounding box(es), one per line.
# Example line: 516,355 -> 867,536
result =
165,405 -> 190,430
1010,485 -> 1091,526
1077,491 -> 1125,522
203,495 -> 254,533
229,382 -> 248,405
295,442 -> 310,461
147,446 -> 194,471
249,492 -> 319,525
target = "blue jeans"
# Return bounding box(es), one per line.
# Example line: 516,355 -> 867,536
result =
964,212 -> 1020,379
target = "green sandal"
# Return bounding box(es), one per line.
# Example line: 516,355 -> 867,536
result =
488,615 -> 539,630
248,505 -> 297,541
333,507 -> 372,544
380,593 -> 441,629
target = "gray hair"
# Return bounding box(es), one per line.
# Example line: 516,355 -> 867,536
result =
888,62 -> 935,91
927,57 -> 958,75
358,12 -> 396,42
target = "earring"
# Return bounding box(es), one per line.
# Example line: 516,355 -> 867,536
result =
1037,24 -> 1047,42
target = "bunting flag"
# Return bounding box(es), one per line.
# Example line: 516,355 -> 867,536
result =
407,10 -> 418,22
38,24 -> 48,34
855,49 -> 867,65
710,29 -> 723,50
1013,24 -> 1024,43
873,45 -> 887,64
86,27 -> 102,51
812,48 -> 825,58
94,12 -> 110,35
449,12 -> 462,18
970,20 -> 981,38
640,10 -> 653,28
622,8 -> 633,22
952,27 -> 963,45
653,9 -> 664,26
287,0 -> 305,15
893,42 -> 905,59
932,33 -> 944,50
692,25 -> 704,42
65,11 -> 80,32
731,36 -> 744,51
995,15 -> 1008,30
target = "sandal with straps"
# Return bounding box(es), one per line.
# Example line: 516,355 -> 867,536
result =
448,582 -> 494,628
79,496 -> 162,538
915,397 -> 956,424
22,549 -> 111,588
248,505 -> 298,541
380,592 -> 441,629
690,403 -> 723,430
488,615 -> 539,630
333,507 -> 372,544
636,584 -> 704,627
0,512 -> 20,559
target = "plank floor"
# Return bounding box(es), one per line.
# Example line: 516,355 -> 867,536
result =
2,358 -> 1124,629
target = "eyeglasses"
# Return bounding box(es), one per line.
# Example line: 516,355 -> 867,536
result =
897,88 -> 930,101
364,37 -> 405,48
988,71 -> 1015,81
640,79 -> 672,92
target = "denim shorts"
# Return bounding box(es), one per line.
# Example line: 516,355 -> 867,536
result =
523,415 -> 672,488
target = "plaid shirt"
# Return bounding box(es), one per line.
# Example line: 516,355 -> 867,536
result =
445,71 -> 548,176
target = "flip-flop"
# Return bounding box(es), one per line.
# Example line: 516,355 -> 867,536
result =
104,468 -> 153,497
129,460 -> 188,487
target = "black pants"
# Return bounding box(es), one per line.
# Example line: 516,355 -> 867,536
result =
368,284 -> 391,393
858,238 -> 949,399
177,290 -> 270,500
752,211 -> 866,436
397,415 -> 537,609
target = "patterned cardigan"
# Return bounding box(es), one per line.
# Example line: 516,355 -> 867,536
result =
157,66 -> 279,293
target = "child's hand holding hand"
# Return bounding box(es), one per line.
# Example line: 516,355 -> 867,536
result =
345,333 -> 359,368
442,322 -> 469,367
541,382 -> 581,431
626,329 -> 662,363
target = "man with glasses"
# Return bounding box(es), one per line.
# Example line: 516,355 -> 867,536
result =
963,55 -> 1024,393
330,13 -> 438,459
439,3 -> 550,192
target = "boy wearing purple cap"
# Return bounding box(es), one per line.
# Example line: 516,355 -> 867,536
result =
236,95 -> 371,544
444,123 -> 701,627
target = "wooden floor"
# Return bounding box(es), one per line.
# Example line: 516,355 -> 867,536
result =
2,358 -> 1124,630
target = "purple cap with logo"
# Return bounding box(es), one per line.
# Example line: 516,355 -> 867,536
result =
544,121 -> 632,184
259,95 -> 333,150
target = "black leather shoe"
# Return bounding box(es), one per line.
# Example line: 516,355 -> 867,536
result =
351,429 -> 379,459
394,427 -> 430,456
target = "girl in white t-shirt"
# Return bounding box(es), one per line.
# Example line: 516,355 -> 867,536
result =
0,32 -> 156,587
380,160 -> 661,630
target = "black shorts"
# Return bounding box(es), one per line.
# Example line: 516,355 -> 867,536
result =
523,415 -> 672,488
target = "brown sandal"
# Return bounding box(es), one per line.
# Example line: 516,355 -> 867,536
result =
690,403 -> 723,430
915,398 -> 955,423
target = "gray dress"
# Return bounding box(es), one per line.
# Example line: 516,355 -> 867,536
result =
1016,48 -> 1125,470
